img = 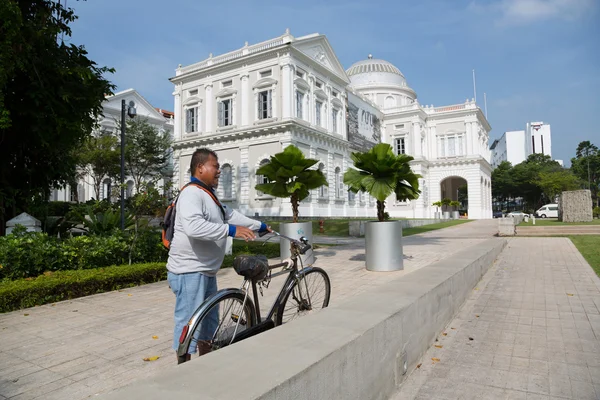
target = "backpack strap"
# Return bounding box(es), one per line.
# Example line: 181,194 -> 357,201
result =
177,181 -> 226,220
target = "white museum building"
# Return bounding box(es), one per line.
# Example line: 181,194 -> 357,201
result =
52,89 -> 175,202
490,121 -> 563,168
170,30 -> 493,219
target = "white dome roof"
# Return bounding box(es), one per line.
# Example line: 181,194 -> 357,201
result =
346,57 -> 408,88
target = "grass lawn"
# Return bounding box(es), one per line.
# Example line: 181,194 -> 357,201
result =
519,218 -> 600,226
265,219 -> 471,237
569,236 -> 600,277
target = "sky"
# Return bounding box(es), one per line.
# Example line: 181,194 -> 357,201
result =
67,0 -> 599,166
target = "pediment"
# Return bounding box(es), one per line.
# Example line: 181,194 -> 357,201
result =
292,36 -> 350,84
103,89 -> 167,122
253,77 -> 278,89
215,87 -> 237,98
183,95 -> 202,106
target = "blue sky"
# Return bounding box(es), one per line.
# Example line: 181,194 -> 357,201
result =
69,0 -> 599,165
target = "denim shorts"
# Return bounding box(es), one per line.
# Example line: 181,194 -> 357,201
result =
168,271 -> 218,354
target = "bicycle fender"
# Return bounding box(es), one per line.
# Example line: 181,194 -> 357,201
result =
177,288 -> 250,357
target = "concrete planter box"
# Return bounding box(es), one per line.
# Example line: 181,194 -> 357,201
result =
279,221 -> 314,266
348,220 -> 366,237
451,211 -> 460,219
365,221 -> 403,271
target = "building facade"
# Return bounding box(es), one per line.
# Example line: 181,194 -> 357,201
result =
171,31 -> 493,219
490,121 -> 562,168
52,89 -> 174,202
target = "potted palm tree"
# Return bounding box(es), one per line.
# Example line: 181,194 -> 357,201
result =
450,200 -> 461,219
344,143 -> 420,271
432,201 -> 442,219
442,198 -> 452,219
255,145 -> 328,265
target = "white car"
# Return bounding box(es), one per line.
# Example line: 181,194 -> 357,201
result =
536,204 -> 558,218
506,211 -> 529,218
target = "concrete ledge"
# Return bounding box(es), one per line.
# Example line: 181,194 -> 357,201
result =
101,238 -> 507,400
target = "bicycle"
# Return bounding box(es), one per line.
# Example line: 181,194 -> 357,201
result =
176,230 -> 331,364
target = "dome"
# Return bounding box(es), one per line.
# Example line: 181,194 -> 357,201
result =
346,56 -> 408,89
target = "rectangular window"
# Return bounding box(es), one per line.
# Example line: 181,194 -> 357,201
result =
222,80 -> 232,88
332,109 -> 339,133
315,101 -> 322,127
447,136 -> 456,157
189,89 -> 198,96
541,135 -> 544,154
218,99 -> 232,127
296,91 -> 304,119
348,191 -> 355,202
532,136 -> 536,153
258,90 -> 272,119
296,69 -> 304,79
457,135 -> 464,156
185,107 -> 197,133
394,124 -> 405,130
315,81 -> 322,89
394,137 -> 405,155
259,69 -> 272,78
439,137 -> 446,157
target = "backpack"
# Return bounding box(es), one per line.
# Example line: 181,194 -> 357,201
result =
162,181 -> 226,249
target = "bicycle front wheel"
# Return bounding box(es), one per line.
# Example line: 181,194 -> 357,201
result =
180,291 -> 256,363
276,267 -> 330,325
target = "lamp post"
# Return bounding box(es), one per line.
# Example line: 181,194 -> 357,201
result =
121,99 -> 137,230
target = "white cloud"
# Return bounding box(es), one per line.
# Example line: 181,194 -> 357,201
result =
470,0 -> 596,25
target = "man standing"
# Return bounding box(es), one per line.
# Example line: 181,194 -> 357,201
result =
167,148 -> 269,360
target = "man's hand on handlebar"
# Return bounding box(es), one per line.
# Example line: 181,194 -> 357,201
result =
235,226 -> 256,241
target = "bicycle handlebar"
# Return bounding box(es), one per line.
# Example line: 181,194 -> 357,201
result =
261,230 -> 311,254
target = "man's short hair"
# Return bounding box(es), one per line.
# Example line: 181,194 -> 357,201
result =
190,148 -> 218,174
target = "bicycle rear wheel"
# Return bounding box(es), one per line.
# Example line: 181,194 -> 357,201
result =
275,267 -> 330,325
178,291 -> 256,364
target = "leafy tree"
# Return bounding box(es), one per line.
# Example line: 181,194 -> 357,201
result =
538,170 -> 581,202
344,143 -> 420,222
0,0 -> 114,235
255,145 -> 328,223
77,134 -> 121,200
441,198 -> 452,212
512,154 -> 562,209
570,141 -> 600,206
121,118 -> 172,194
491,161 -> 514,207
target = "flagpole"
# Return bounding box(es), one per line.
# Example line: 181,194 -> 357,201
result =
472,69 -> 477,103
484,92 -> 488,119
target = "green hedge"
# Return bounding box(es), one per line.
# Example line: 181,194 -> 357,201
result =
0,263 -> 166,313
0,241 -> 281,313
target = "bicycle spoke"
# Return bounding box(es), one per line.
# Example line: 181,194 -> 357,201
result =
279,270 -> 329,324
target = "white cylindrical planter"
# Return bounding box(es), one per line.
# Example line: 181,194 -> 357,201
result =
365,221 -> 403,271
434,212 -> 441,220
443,211 -> 451,219
279,222 -> 314,266
452,211 -> 460,219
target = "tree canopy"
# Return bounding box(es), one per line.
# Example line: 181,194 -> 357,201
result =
0,0 -> 114,234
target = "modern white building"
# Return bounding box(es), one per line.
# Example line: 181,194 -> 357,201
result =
170,30 -> 493,219
490,121 -> 562,168
51,89 -> 175,202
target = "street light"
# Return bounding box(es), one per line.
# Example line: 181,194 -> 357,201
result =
121,100 -> 136,230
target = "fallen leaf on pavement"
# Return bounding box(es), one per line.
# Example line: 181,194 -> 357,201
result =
475,315 -> 480,318
434,345 -> 443,348
152,335 -> 158,339
442,332 -> 447,336
143,356 -> 160,362
416,363 -> 422,369
431,358 -> 440,363
468,337 -> 474,341
23,314 -> 29,316
566,293 -> 574,296
451,327 -> 456,330
127,294 -> 133,297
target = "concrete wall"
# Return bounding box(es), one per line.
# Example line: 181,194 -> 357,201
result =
100,238 -> 506,400
559,190 -> 593,222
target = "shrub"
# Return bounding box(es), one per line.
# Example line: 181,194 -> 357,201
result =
594,206 -> 600,219
0,263 -> 166,312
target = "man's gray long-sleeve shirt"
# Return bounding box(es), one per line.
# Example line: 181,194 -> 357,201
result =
166,185 -> 263,276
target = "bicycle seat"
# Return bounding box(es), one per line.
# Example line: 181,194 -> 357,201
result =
233,255 -> 269,281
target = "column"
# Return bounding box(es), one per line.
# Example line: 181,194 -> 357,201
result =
205,84 -> 213,133
241,73 -> 249,126
430,125 -> 438,159
239,146 -> 249,210
413,122 -> 422,158
472,122 -> 479,157
281,63 -> 292,119
465,121 -> 473,156
173,85 -> 182,140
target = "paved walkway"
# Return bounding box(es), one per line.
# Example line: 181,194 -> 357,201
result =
0,220 -> 497,400
393,237 -> 600,400
516,225 -> 600,236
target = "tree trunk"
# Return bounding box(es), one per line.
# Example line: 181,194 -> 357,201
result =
291,192 -> 299,223
376,200 -> 385,222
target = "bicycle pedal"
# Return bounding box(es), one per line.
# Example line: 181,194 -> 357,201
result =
231,314 -> 247,326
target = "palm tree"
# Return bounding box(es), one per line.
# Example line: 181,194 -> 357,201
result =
255,145 -> 328,222
344,143 -> 421,222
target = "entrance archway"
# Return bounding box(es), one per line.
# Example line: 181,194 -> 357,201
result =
440,176 -> 468,215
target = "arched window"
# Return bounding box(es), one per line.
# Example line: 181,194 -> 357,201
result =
220,164 -> 233,199
126,180 -> 134,199
256,159 -> 270,196
318,163 -> 328,198
384,96 -> 395,109
335,167 -> 342,199
102,178 -> 111,201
